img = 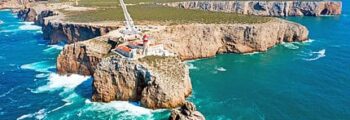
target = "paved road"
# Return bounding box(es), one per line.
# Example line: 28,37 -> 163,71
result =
119,0 -> 138,34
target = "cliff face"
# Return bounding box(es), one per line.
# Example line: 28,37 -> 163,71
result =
16,7 -> 119,44
42,21 -> 119,44
152,19 -> 308,60
17,8 -> 37,22
57,37 -> 116,75
92,56 -> 192,109
162,1 -> 342,16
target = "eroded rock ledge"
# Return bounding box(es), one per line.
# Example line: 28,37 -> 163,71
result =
161,1 -> 342,16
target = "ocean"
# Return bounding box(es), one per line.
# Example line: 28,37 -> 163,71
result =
0,1 -> 349,119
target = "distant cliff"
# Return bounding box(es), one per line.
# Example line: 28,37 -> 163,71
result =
151,18 -> 308,60
162,1 -> 342,16
16,7 -> 119,44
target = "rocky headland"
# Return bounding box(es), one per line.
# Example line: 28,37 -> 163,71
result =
8,0 -> 342,119
161,1 -> 342,16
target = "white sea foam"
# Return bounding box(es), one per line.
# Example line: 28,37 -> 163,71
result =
18,22 -> 41,31
281,42 -> 299,49
34,73 -> 91,93
35,73 -> 49,78
187,63 -> 198,70
0,20 -> 4,24
86,100 -> 157,116
216,67 -> 227,72
43,45 -> 63,53
303,49 -> 326,61
0,9 -> 11,12
20,61 -> 55,73
17,109 -> 46,120
243,52 -> 260,55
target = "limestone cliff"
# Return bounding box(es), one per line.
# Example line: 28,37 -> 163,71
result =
57,37 -> 117,75
42,21 -> 119,44
92,56 -> 192,109
152,18 -> 308,60
16,6 -> 119,44
162,1 -> 342,16
17,8 -> 37,22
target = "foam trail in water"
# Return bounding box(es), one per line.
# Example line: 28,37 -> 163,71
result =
303,49 -> 326,61
17,109 -> 46,120
20,61 -> 55,73
0,86 -> 18,98
216,67 -> 227,72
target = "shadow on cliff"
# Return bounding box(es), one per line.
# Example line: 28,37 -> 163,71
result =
74,77 -> 93,99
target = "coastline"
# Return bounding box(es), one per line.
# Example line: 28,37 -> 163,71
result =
1,0 -> 343,119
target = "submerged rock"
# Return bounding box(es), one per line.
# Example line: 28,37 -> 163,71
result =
169,101 -> 205,120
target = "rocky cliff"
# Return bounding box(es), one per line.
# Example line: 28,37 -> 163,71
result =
17,8 -> 37,22
42,21 -> 119,44
92,56 -> 192,109
151,18 -> 308,60
162,1 -> 342,16
57,37 -> 117,75
16,6 -> 119,44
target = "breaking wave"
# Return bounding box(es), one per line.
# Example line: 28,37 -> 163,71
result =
18,22 -> 41,31
43,45 -> 63,54
303,49 -> 326,61
187,63 -> 198,70
20,61 -> 55,73
243,52 -> 260,55
281,42 -> 299,49
33,73 -> 91,93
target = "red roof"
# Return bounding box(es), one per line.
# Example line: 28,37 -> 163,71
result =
117,45 -> 131,52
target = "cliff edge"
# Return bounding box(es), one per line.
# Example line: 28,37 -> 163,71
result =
162,1 -> 342,16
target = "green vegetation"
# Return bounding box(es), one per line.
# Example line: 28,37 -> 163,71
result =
60,3 -> 271,24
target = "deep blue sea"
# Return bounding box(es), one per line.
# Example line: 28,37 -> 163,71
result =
0,1 -> 349,119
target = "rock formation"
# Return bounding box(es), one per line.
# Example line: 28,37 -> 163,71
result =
17,8 -> 37,22
152,18 -> 308,60
57,37 -> 117,75
161,1 -> 342,16
169,101 -> 205,120
42,21 -> 119,44
92,56 -> 192,109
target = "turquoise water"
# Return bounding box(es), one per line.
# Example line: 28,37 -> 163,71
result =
188,3 -> 350,120
1,2 -> 349,120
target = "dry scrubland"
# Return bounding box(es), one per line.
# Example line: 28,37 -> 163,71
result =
58,0 -> 272,24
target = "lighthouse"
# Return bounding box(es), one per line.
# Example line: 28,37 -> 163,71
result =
142,34 -> 150,55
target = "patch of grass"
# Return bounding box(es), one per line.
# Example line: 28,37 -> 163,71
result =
128,4 -> 271,24
61,4 -> 271,24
